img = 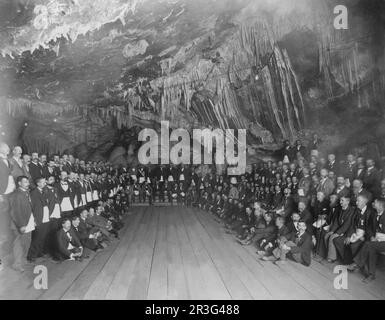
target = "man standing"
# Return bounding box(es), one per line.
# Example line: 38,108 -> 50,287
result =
21,154 -> 33,183
9,176 -> 35,272
45,175 -> 61,258
0,142 -> 16,271
56,171 -> 74,218
28,177 -> 50,262
9,146 -> 24,180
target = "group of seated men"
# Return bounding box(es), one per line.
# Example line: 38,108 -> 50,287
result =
0,143 -> 129,272
118,139 -> 385,283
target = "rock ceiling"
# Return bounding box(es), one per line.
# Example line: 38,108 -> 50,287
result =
0,0 -> 320,110
0,0 -> 384,159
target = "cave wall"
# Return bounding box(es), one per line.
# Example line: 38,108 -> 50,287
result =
0,0 -> 384,165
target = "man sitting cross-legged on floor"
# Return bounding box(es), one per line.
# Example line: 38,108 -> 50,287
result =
250,211 -> 276,249
258,216 -> 290,258
86,207 -> 114,241
347,197 -> 385,283
239,202 -> 268,245
265,219 -> 313,266
75,210 -> 105,251
55,218 -> 84,261
234,205 -> 255,240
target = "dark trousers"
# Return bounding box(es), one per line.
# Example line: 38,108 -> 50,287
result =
28,222 -> 50,260
334,236 -> 364,264
12,230 -> 31,269
47,219 -> 60,257
0,195 -> 12,261
355,241 -> 385,276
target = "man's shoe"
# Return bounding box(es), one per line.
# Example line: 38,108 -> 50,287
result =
362,275 -> 375,283
12,265 -> 25,273
274,259 -> 286,265
256,250 -> 266,256
261,255 -> 277,262
347,263 -> 359,272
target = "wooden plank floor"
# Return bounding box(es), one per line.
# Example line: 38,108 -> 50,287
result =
0,206 -> 384,300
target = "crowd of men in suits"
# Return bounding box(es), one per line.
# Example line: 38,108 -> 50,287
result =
0,143 -> 128,272
1,136 -> 385,284
120,136 -> 384,284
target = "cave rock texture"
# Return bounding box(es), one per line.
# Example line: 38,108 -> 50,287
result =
0,0 -> 384,164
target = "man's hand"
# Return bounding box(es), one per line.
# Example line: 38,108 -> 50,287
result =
344,237 -> 351,245
20,226 -> 26,233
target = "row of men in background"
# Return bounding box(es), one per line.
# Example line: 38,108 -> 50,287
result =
277,134 -> 321,162
8,146 -> 120,186
0,143 -> 128,272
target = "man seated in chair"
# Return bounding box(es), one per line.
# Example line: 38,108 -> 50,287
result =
348,197 -> 385,283
56,218 -> 83,261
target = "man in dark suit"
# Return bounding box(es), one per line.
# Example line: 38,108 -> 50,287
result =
55,218 -> 83,261
324,196 -> 356,262
28,177 -> 50,261
277,140 -> 292,162
28,152 -> 42,185
9,176 -> 34,272
348,198 -> 385,282
278,188 -> 296,222
354,157 -> 366,181
342,154 -> 357,183
362,159 -> 381,199
326,154 -> 340,176
272,220 -> 313,266
9,146 -> 24,180
351,179 -> 372,206
76,209 -> 102,251
334,175 -> 351,199
44,175 -> 61,257
0,142 -> 15,271
291,140 -> 306,161
335,194 -> 375,264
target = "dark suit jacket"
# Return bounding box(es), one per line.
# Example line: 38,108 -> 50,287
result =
0,159 -> 11,195
44,185 -> 60,215
331,206 -> 356,236
56,228 -> 82,260
9,188 -> 33,231
9,157 -> 24,180
350,206 -> 376,241
288,231 -> 313,266
334,186 -> 351,199
29,162 -> 42,183
363,168 -> 381,198
30,188 -> 48,226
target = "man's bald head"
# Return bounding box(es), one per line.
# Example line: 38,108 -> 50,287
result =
0,142 -> 10,156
